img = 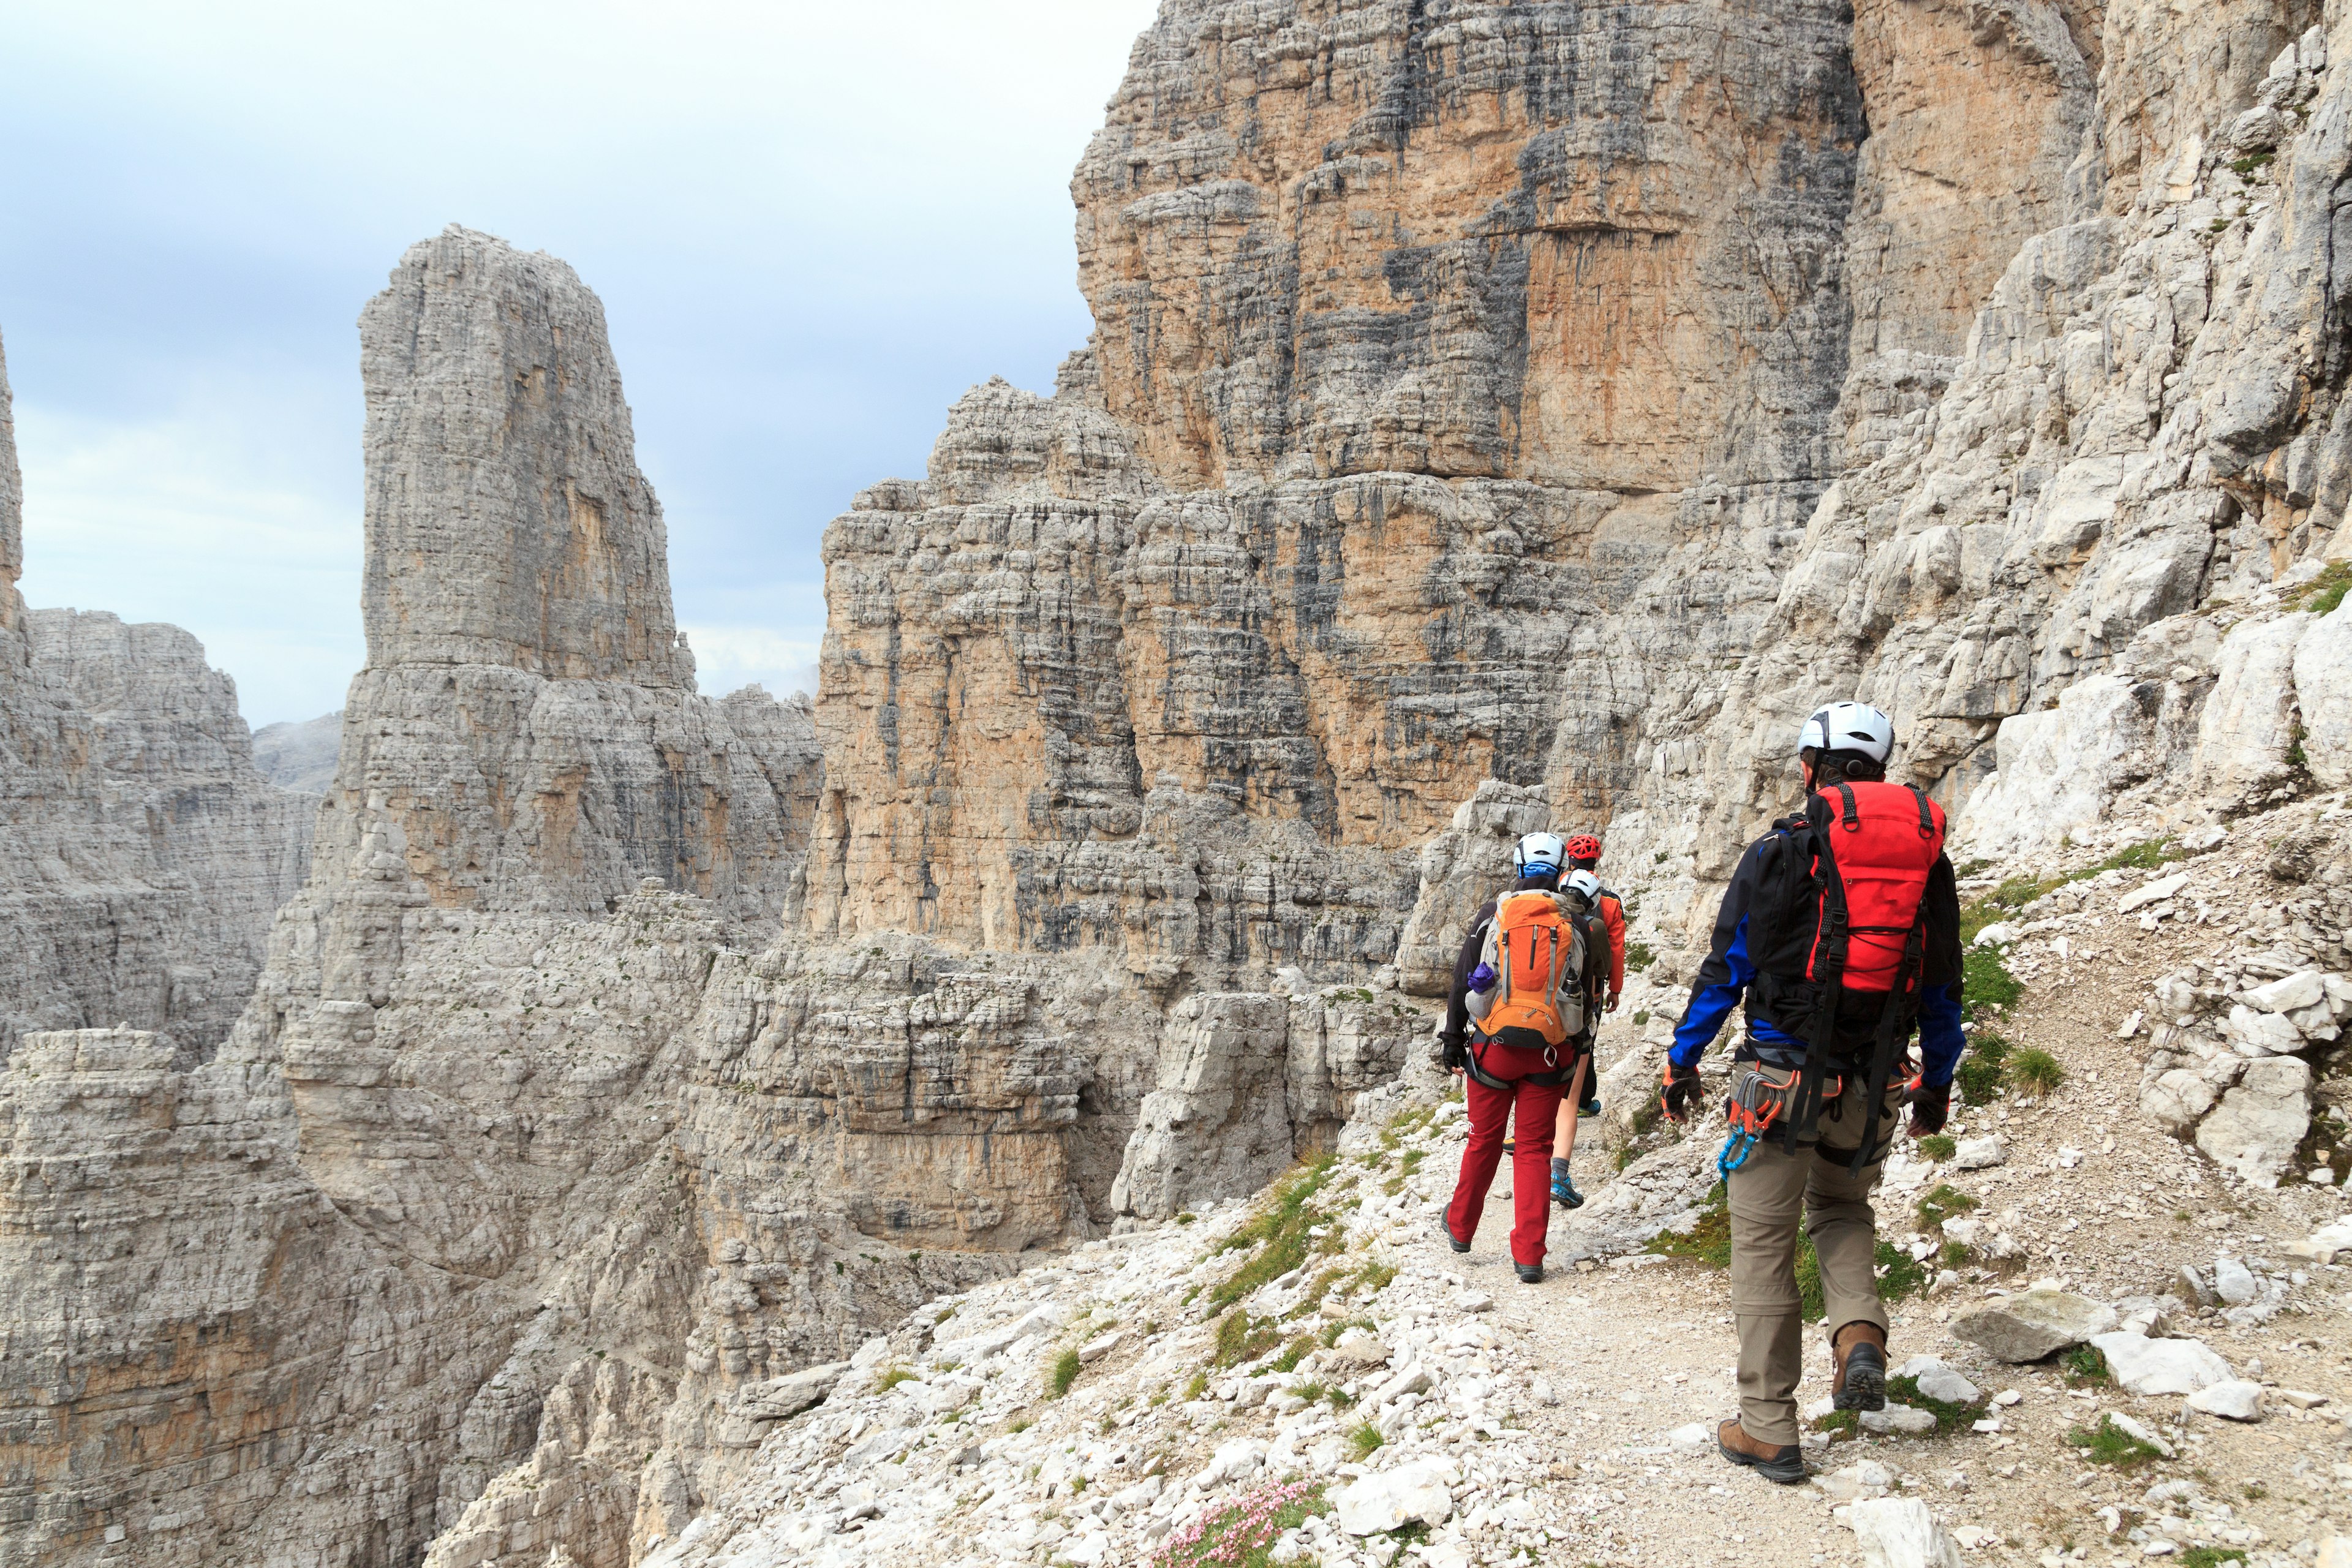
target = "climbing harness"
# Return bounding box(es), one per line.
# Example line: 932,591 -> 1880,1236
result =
1716,1067 -> 1839,1179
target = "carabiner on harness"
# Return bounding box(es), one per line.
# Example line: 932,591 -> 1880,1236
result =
1717,1069 -> 1790,1180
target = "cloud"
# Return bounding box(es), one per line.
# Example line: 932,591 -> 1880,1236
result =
12,390 -> 363,726
681,624 -> 823,707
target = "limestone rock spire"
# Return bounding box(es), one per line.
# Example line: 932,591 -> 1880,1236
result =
0,328 -> 21,598
359,224 -> 690,685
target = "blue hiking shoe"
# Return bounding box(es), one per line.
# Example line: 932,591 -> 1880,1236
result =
1551,1170 -> 1584,1210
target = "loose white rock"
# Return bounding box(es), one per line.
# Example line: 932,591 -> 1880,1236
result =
1846,1496 -> 1965,1568
2185,1380 -> 2265,1421
2119,874 -> 2190,913
1950,1135 -> 2007,1170
2212,1256 -> 2259,1306
2245,970 -> 2326,1012
1914,1365 -> 1983,1406
2091,1332 -> 2233,1396
1334,1461 -> 1456,1536
1861,1404 -> 1939,1436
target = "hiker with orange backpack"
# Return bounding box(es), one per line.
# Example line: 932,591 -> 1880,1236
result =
1659,704 -> 1964,1484
1438,834 -> 1609,1284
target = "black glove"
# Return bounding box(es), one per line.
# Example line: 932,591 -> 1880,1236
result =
1660,1061 -> 1702,1122
1907,1080 -> 1951,1137
1440,1033 -> 1467,1073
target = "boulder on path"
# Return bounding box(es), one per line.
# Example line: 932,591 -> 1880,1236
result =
1953,1290 -> 2118,1362
2288,1218 -> 2352,1263
2194,1056 -> 2313,1186
1846,1496 -> 1964,1568
1950,1135 -> 2007,1170
1861,1404 -> 1939,1436
2091,1332 -> 2233,1395
1335,1460 -> 1456,1536
2186,1380 -> 2266,1421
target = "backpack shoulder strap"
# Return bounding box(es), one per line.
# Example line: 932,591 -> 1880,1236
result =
1907,784 -> 1937,839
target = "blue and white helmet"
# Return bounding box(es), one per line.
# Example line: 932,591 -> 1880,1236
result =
1513,832 -> 1566,874
1798,701 -> 1896,766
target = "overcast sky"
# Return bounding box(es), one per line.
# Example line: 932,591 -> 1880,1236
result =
0,0 -> 1162,726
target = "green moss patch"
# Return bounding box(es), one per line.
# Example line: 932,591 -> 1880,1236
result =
1884,1373 -> 1986,1434
1210,1154 -> 1341,1310
1215,1311 -> 1283,1368
1916,1184 -> 1980,1232
2068,1415 -> 2165,1468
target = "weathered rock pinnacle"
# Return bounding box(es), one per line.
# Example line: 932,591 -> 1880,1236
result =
361,224 -> 690,684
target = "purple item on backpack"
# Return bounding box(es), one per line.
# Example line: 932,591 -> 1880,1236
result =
1469,962 -> 1498,993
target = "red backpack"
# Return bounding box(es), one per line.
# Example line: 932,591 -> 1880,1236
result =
1743,781 -> 1947,1161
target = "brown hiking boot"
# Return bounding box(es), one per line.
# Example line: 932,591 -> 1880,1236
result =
1716,1420 -> 1806,1484
1833,1321 -> 1887,1412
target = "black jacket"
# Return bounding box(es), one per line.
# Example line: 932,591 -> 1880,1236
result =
1670,820 -> 1967,1084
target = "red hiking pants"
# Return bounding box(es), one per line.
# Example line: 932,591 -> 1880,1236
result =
1443,1041 -> 1565,1267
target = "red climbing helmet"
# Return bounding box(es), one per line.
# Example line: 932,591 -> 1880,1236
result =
1562,834 -> 1603,865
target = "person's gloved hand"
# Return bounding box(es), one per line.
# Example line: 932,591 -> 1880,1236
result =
1907,1079 -> 1951,1136
1606,990 -> 1622,1013
1660,1061 -> 1702,1122
1440,1033 -> 1467,1074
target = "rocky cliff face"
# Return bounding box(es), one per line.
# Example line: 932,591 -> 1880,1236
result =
825,0 -> 2352,973
0,336 -> 316,1061
0,231 -> 1400,1568
812,0 -> 2098,982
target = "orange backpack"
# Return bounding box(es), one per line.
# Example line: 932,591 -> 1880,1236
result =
1465,890 -> 1596,1049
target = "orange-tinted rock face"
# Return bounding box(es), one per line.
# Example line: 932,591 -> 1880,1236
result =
1842,0 -> 2099,366
1074,0 -> 1867,493
815,0 -> 1883,980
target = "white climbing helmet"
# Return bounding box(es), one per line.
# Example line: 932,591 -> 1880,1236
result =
1797,701 -> 1896,766
1562,869 -> 1602,904
1513,832 -> 1566,875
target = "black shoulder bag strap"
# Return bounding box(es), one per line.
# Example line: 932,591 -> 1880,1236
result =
1845,909 -> 1927,1174
1780,813 -> 1849,1155
1841,789 -> 1937,1172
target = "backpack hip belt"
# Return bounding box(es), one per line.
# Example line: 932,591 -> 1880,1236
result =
1463,1032 -> 1578,1091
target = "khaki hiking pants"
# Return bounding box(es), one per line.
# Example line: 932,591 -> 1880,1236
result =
1725,1063 -> 1908,1446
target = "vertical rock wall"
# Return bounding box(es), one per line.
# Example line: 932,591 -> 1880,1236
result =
817,0 -> 1877,981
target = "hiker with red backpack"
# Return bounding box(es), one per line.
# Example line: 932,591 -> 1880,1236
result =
1659,704 -> 1964,1484
1555,833 -> 1625,1140
1528,834 -> 1627,1211
1438,834 -> 1610,1284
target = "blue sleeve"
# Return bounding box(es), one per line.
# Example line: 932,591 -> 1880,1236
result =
1916,982 -> 1965,1087
1671,915 -> 1755,1069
